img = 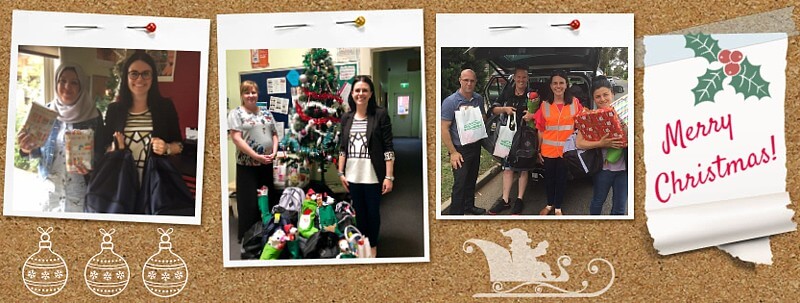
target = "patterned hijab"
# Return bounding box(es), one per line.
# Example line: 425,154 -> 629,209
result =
52,62 -> 98,123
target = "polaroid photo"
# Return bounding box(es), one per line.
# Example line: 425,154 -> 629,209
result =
3,10 -> 210,225
218,9 -> 428,267
436,14 -> 634,220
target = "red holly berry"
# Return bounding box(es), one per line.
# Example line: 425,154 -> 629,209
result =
724,63 -> 740,76
569,19 -> 580,30
730,50 -> 743,63
145,22 -> 157,33
718,50 -> 731,64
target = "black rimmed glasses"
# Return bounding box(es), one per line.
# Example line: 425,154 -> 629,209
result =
128,70 -> 153,80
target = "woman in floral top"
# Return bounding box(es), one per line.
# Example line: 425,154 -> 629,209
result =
228,80 -> 279,241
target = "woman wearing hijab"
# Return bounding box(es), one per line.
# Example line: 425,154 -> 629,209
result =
17,62 -> 104,212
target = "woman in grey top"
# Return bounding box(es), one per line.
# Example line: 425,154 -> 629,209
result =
228,80 -> 279,241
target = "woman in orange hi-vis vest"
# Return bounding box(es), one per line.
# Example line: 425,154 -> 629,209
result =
533,70 -> 584,216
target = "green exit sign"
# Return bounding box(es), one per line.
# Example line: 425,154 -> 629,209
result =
400,82 -> 410,89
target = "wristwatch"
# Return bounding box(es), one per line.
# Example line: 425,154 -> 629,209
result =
337,171 -> 345,177
385,176 -> 395,181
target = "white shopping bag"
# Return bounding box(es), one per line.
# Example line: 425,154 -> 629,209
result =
492,114 -> 516,158
454,105 -> 487,145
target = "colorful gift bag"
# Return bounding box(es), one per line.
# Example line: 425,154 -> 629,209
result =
298,198 -> 319,238
317,202 -> 338,233
574,108 -> 627,147
65,129 -> 94,172
454,105 -> 487,145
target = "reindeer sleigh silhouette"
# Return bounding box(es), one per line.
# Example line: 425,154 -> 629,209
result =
463,228 -> 615,298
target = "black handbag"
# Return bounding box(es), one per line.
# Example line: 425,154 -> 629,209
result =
85,149 -> 142,213
140,151 -> 195,216
507,123 -> 539,170
240,221 -> 268,259
565,147 -> 603,180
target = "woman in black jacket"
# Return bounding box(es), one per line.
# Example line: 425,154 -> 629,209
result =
101,51 -> 182,182
337,75 -> 394,257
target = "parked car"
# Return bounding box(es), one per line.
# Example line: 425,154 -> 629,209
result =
468,47 -> 620,180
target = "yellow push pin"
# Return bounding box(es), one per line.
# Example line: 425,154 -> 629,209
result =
336,16 -> 366,27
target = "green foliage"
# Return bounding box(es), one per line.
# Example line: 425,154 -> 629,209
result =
730,57 -> 770,100
599,47 -> 628,78
440,48 -> 488,101
692,68 -> 725,105
684,33 -> 721,63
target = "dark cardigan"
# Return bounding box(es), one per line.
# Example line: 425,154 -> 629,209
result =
100,98 -> 182,150
338,107 -> 394,182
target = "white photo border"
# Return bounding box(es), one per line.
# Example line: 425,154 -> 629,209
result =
435,13 -> 635,220
217,9 -> 429,267
3,10 -> 210,225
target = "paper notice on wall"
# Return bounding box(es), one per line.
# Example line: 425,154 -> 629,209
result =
269,96 -> 289,115
643,33 -> 795,264
266,77 -> 286,94
275,123 -> 284,141
338,65 -> 355,81
336,48 -> 358,62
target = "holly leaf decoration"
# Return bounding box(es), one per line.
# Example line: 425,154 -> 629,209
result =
730,57 -> 770,100
684,33 -> 721,63
692,68 -> 725,105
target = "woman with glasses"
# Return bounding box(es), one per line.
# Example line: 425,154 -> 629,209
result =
338,75 -> 395,257
17,62 -> 105,212
101,51 -> 182,182
534,70 -> 584,216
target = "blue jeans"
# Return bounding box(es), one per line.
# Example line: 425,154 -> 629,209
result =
590,169 -> 627,215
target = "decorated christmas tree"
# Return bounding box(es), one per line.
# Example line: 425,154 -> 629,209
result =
280,48 -> 345,178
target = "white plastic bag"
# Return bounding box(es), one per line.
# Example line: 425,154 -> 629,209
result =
454,106 -> 487,145
492,114 -> 516,158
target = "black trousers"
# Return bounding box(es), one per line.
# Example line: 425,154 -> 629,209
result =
236,163 -> 275,240
543,157 -> 568,208
350,182 -> 382,246
449,142 -> 482,215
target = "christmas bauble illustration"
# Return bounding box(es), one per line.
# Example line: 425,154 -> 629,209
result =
22,227 -> 68,297
84,228 -> 130,297
142,228 -> 188,297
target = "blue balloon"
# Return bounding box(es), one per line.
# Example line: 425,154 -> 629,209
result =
286,69 -> 300,86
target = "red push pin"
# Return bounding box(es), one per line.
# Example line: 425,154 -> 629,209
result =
552,19 -> 580,30
127,22 -> 157,33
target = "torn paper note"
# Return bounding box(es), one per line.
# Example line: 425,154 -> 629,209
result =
643,33 -> 795,264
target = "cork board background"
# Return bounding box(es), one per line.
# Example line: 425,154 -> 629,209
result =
0,1 -> 799,301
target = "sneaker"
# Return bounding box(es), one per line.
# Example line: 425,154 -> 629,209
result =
488,198 -> 510,215
512,198 -> 524,215
465,206 -> 487,215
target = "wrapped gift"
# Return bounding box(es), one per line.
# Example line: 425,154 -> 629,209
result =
574,108 -> 627,147
65,129 -> 94,172
18,102 -> 58,149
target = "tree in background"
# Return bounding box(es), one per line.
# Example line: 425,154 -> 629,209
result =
440,47 -> 488,101
599,47 -> 629,79
281,48 -> 344,176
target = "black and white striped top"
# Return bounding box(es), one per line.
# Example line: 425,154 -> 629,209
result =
345,118 -> 378,184
124,110 -> 153,182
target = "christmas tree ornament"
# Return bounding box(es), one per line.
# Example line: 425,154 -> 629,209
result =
22,227 -> 68,297
142,228 -> 188,298
299,74 -> 308,83
84,228 -> 130,297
